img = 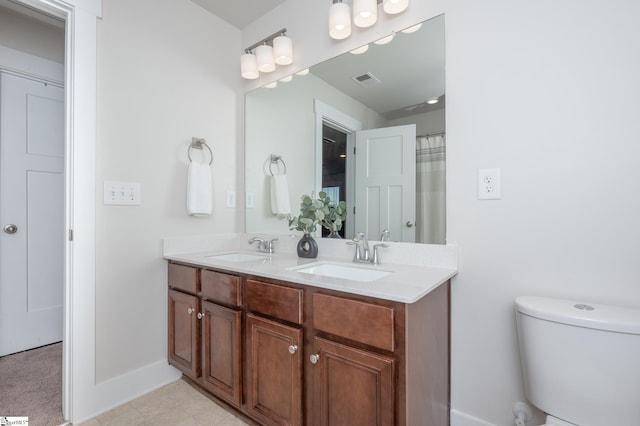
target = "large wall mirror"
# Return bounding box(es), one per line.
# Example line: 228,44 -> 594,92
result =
245,14 -> 445,244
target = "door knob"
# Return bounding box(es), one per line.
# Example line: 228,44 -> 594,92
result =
3,224 -> 17,234
288,345 -> 298,355
405,221 -> 414,228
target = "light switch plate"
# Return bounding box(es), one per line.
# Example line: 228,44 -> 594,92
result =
104,181 -> 141,205
226,190 -> 236,208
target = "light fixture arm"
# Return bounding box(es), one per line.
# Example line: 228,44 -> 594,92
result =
244,28 -> 288,53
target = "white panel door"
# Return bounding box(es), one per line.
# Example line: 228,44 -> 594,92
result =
355,124 -> 416,242
0,72 -> 64,356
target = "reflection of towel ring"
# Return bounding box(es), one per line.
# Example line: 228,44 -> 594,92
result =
269,154 -> 286,176
188,137 -> 213,165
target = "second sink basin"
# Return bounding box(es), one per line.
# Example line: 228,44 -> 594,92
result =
289,262 -> 392,282
205,252 -> 270,262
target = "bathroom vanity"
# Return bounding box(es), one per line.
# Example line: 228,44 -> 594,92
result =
164,236 -> 456,426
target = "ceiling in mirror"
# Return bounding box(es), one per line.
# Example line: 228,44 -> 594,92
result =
311,17 -> 445,120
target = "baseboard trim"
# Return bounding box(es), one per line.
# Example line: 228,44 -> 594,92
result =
73,360 -> 181,424
451,409 -> 497,426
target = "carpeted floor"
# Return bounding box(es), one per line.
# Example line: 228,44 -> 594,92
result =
0,342 -> 64,425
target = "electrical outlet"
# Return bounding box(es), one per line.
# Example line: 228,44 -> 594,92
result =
478,168 -> 501,200
246,192 -> 255,209
104,181 -> 141,205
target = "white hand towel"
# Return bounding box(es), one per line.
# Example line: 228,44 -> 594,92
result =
270,174 -> 291,215
187,162 -> 212,216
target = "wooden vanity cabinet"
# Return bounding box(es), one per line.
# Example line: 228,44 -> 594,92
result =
245,279 -> 304,426
168,261 -> 451,426
168,264 -> 243,408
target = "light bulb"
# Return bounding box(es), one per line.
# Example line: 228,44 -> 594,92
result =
240,52 -> 259,79
256,44 -> 275,73
354,0 -> 377,28
329,2 -> 351,39
273,35 -> 293,66
383,0 -> 409,14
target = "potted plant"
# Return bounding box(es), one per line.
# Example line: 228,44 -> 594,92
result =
288,192 -> 347,257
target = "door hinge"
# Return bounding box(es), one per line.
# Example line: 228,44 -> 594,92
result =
68,229 -> 73,241
353,206 -> 356,214
353,146 -> 356,155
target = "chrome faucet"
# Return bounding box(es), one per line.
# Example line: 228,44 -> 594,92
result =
348,232 -> 388,264
248,236 -> 278,254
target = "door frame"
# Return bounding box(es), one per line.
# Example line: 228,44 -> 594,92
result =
313,99 -> 361,239
3,0 -> 101,423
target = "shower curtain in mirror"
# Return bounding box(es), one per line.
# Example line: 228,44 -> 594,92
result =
416,134 -> 446,244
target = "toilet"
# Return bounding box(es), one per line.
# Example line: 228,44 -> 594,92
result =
515,296 -> 640,426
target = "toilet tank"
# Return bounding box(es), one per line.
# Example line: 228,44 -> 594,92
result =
515,296 -> 640,426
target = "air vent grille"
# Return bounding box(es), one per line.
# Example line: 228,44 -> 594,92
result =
352,72 -> 381,87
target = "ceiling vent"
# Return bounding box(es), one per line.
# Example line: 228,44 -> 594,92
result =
352,72 -> 381,88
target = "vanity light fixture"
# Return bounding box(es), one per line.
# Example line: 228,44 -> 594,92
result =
279,75 -> 293,83
328,0 -> 409,40
241,29 -> 293,79
296,68 -> 310,76
264,81 -> 278,89
329,0 -> 352,40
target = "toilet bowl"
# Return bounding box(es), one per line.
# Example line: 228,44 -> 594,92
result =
515,296 -> 640,426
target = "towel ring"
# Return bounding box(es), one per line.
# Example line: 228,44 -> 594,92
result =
269,155 -> 286,176
188,137 -> 213,165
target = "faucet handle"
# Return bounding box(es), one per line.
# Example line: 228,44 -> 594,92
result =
346,240 -> 363,261
267,238 -> 279,252
372,243 -> 389,265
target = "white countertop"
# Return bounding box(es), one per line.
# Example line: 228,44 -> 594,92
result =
163,234 -> 458,304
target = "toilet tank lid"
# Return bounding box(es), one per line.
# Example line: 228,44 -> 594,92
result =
515,296 -> 640,334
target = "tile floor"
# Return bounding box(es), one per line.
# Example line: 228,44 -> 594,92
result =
78,379 -> 250,426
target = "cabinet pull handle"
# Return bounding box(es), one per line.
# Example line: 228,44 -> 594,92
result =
288,345 -> 298,355
309,354 -> 320,364
197,312 -> 204,320
187,307 -> 195,315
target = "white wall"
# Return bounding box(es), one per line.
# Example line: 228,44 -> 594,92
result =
0,5 -> 64,63
245,1 -> 640,425
245,73 -> 386,234
95,0 -> 243,381
390,108 -> 445,136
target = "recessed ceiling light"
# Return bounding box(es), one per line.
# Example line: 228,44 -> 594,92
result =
339,154 -> 346,158
427,98 -> 439,104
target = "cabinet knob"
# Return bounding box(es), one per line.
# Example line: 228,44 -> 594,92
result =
187,307 -> 195,315
197,312 -> 204,320
309,354 -> 320,364
288,345 -> 298,355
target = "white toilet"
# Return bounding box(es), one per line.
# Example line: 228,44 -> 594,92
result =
515,296 -> 640,426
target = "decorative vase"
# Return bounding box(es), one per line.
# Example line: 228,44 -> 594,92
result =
297,233 -> 318,258
327,229 -> 342,239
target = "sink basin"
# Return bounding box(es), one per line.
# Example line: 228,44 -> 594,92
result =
205,252 -> 270,262
289,262 -> 392,282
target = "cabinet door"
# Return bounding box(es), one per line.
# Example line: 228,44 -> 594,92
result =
246,313 -> 303,426
200,300 -> 242,408
312,337 -> 395,426
168,289 -> 200,379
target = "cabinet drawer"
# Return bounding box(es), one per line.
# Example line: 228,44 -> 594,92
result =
168,263 -> 198,293
201,270 -> 241,307
313,293 -> 395,352
246,279 -> 303,325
